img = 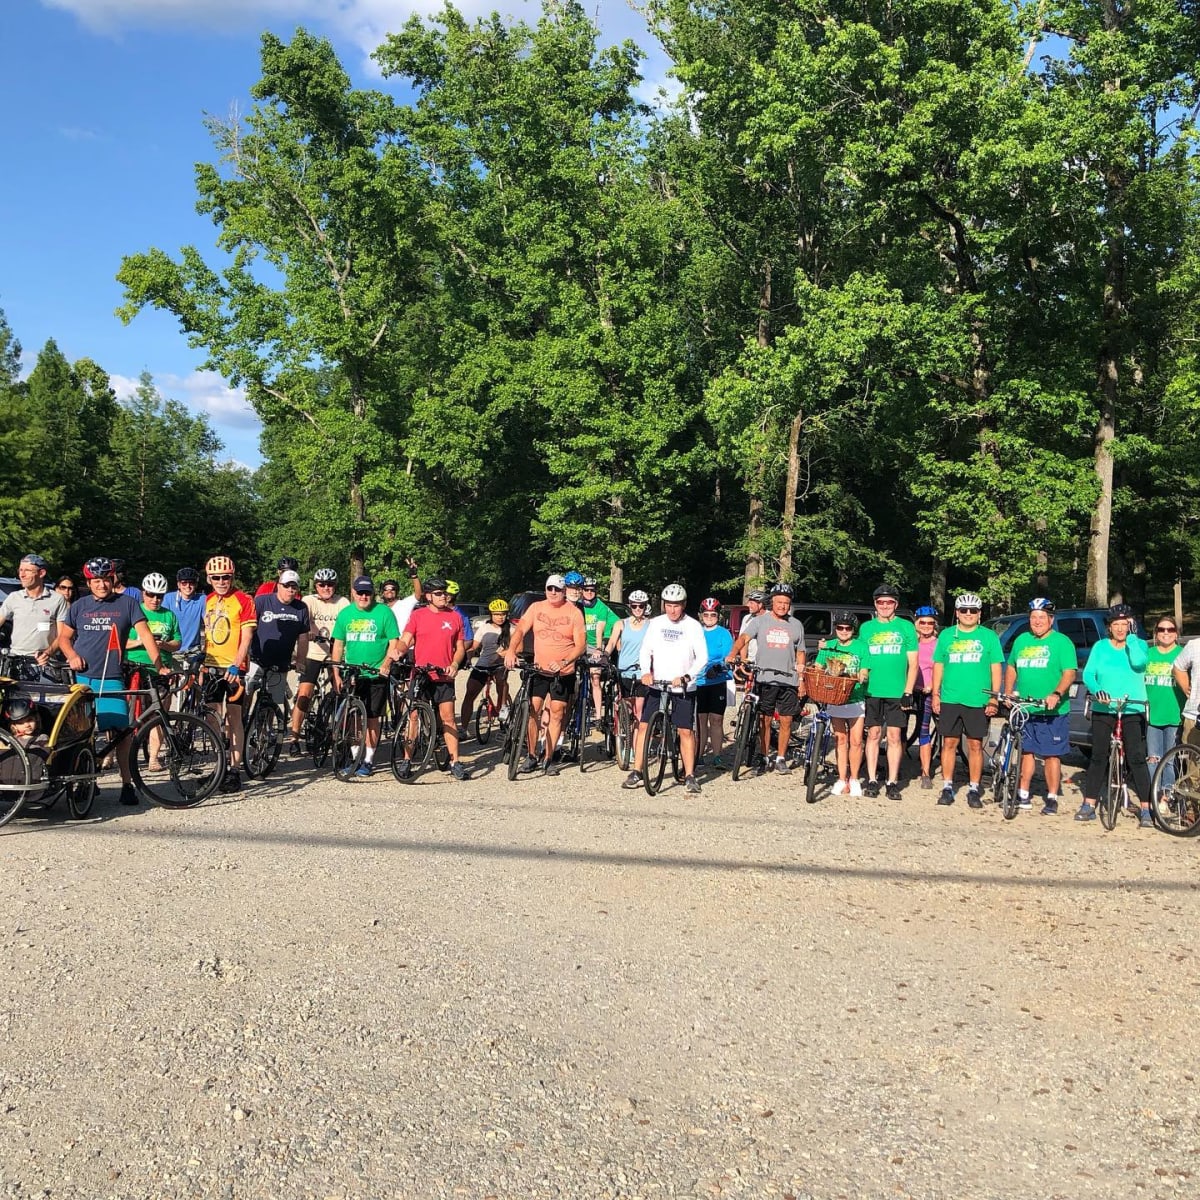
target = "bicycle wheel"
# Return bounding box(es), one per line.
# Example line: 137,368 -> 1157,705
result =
1150,743 -> 1200,836
308,692 -> 336,768
66,743 -> 97,819
0,727 -> 32,827
805,723 -> 824,803
331,697 -> 368,781
730,700 -> 757,781
244,699 -> 283,780
1099,742 -> 1123,831
614,697 -> 633,770
644,711 -> 668,796
475,696 -> 495,745
999,733 -> 1022,820
505,690 -> 530,781
131,712 -> 226,808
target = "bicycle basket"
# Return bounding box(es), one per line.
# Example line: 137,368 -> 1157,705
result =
803,665 -> 855,706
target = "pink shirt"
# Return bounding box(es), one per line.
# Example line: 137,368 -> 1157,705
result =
916,638 -> 936,690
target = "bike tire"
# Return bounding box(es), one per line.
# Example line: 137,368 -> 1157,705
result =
1000,734 -> 1022,820
0,727 -> 32,827
475,698 -> 495,745
67,743 -> 97,819
244,699 -> 283,780
644,711 -> 668,796
331,697 -> 368,781
1099,743 -> 1123,831
730,700 -> 756,781
505,691 -> 530,781
309,692 -> 336,768
805,723 -> 823,803
131,712 -> 226,808
1149,743 -> 1200,836
614,697 -> 633,770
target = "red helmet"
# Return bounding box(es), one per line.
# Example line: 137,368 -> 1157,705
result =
699,597 -> 721,612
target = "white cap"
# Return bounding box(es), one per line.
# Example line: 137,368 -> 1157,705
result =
279,570 -> 301,585
546,574 -> 566,589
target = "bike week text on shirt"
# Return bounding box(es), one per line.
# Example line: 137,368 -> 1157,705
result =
332,604 -> 400,671
933,627 -> 1004,707
1009,629 -> 1075,715
860,617 -> 918,698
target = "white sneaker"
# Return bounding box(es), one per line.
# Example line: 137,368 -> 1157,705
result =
848,778 -> 864,797
832,779 -> 849,796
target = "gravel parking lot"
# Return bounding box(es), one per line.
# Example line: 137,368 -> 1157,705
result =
2,721 -> 1198,1200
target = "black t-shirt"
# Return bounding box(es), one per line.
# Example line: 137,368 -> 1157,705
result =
251,593 -> 311,669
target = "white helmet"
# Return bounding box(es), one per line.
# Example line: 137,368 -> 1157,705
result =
142,572 -> 169,595
627,589 -> 650,605
661,583 -> 687,602
954,592 -> 982,610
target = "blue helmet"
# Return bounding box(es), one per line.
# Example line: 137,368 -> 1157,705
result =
914,605 -> 938,618
1028,597 -> 1055,612
564,570 -> 585,587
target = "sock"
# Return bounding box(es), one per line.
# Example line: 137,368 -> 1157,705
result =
1046,792 -> 1057,803
1017,789 -> 1030,800
364,747 -> 375,764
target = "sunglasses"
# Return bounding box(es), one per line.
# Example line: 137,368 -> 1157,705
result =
144,592 -> 165,599
209,574 -> 233,582
876,598 -> 897,605
1157,626 -> 1177,633
354,590 -> 374,597
57,584 -> 73,592
630,603 -> 648,609
957,607 -> 981,614
582,586 -> 597,592
316,581 -> 334,587
834,624 -> 854,631
281,583 -> 301,590
546,586 -> 564,593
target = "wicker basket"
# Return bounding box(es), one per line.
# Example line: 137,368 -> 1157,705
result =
803,664 -> 856,706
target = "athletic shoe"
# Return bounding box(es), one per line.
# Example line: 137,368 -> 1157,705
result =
685,775 -> 702,795
775,758 -> 791,776
498,704 -> 510,721
832,779 -> 849,796
622,771 -> 643,790
288,740 -> 303,758
519,754 -> 539,774
543,760 -> 562,777
450,761 -> 468,782
710,755 -> 727,771
848,779 -> 863,797
919,774 -> 932,790
1074,803 -> 1097,822
938,785 -> 955,807
966,785 -> 983,810
395,760 -> 413,781
885,781 -> 902,802
755,758 -> 769,777
220,770 -> 242,795
1018,792 -> 1032,810
1139,809 -> 1154,828
863,778 -> 881,798
118,783 -> 139,806
1040,797 -> 1058,816
355,763 -> 373,779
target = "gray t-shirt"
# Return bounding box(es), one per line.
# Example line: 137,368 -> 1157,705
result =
1174,640 -> 1200,718
741,614 -> 805,685
0,587 -> 69,655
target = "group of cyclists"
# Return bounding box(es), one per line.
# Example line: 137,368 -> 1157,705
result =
2,550 -> 1196,828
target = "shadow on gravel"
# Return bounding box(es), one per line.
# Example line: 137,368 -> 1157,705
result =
80,823 -> 1200,892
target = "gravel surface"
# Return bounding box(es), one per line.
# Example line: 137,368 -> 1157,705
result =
2,721 -> 1198,1200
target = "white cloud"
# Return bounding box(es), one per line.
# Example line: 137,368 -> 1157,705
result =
57,124 -> 104,141
109,369 -> 260,429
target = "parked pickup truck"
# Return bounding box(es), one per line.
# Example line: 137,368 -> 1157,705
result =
986,608 -> 1151,755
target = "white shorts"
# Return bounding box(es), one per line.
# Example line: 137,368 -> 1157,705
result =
825,701 -> 866,721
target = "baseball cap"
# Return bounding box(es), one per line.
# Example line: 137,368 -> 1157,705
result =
352,575 -> 375,593
279,570 -> 301,586
546,574 -> 566,589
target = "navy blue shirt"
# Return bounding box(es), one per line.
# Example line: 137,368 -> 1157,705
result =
251,592 -> 311,670
66,592 -> 146,678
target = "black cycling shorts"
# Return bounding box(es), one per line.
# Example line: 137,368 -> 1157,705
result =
469,664 -> 505,685
531,673 -> 576,704
642,688 -> 696,730
617,675 -> 648,700
758,682 -> 800,718
300,659 -> 328,687
938,702 -> 989,742
353,674 -> 389,719
865,696 -> 906,729
694,682 -> 728,715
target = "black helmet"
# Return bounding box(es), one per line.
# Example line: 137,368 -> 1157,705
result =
1106,603 -> 1135,623
111,557 -> 126,575
277,556 -> 299,572
769,581 -> 795,598
176,566 -> 201,584
2,696 -> 36,723
832,610 -> 859,630
873,583 -> 900,600
748,590 -> 767,604
423,576 -> 448,592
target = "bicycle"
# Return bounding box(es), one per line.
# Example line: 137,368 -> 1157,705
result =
798,703 -> 835,803
327,664 -> 370,782
473,667 -> 509,745
643,681 -> 689,797
301,661 -> 337,767
982,690 -> 1044,820
242,665 -> 294,780
389,664 -> 452,782
1149,733 -> 1200,836
503,662 -> 537,781
576,651 -> 611,773
729,661 -> 763,781
1095,695 -> 1149,832
607,666 -> 639,770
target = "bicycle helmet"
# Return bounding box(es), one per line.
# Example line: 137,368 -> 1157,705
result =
747,590 -> 767,604
313,568 -> 337,583
832,609 -> 859,629
873,583 -> 900,600
445,579 -> 460,596
141,572 -> 169,595
661,583 -> 687,602
176,566 -> 200,584
205,555 -> 235,576
627,589 -> 650,605
914,605 -> 938,618
423,576 -> 448,592
20,553 -> 49,570
1106,603 -> 1135,623
699,597 -> 721,612
83,556 -> 114,580
1028,597 -> 1056,612
770,581 -> 794,598
582,576 -> 597,588
954,592 -> 982,609
2,696 -> 37,723
277,556 -> 299,571
381,579 -> 399,591
563,571 -> 585,587
488,598 -> 509,614
111,557 -> 127,575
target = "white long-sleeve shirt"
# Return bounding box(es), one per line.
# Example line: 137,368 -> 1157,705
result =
639,613 -> 709,691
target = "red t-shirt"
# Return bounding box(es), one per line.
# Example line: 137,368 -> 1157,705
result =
255,581 -> 277,598
404,606 -> 465,676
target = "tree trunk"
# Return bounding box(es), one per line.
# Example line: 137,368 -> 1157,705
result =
930,558 -> 947,613
778,410 -> 803,581
350,387 -> 367,578
744,488 -> 764,601
1086,346 -> 1118,608
609,555 -> 623,603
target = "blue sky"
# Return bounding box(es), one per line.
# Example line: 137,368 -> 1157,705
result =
1,1 -> 669,467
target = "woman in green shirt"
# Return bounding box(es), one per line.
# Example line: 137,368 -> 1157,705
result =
814,611 -> 870,796
1145,615 -> 1185,795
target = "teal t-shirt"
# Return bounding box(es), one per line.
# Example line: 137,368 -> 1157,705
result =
933,625 -> 1004,707
860,617 -> 918,699
815,637 -> 868,703
331,603 -> 400,672
126,605 -> 180,666
1009,629 -> 1076,715
1145,644 -> 1184,727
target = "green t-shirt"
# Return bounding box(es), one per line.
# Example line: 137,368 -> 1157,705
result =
582,598 -> 617,649
126,605 -> 180,666
933,625 -> 1004,707
815,637 -> 868,703
1008,629 -> 1076,715
859,617 -> 918,699
1145,644 -> 1184,727
331,602 -> 400,672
